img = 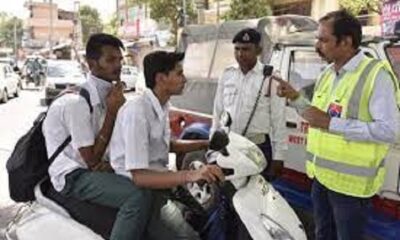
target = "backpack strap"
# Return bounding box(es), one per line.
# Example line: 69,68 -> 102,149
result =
48,136 -> 72,163
241,65 -> 273,136
47,87 -> 93,163
78,87 -> 93,113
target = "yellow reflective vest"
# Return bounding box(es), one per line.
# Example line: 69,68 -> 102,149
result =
306,57 -> 400,197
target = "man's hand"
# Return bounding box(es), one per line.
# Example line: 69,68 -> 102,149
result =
302,106 -> 331,130
92,161 -> 113,172
271,75 -> 300,101
187,165 -> 225,183
106,82 -> 126,116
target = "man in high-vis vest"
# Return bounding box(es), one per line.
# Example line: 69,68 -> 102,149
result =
273,10 -> 400,240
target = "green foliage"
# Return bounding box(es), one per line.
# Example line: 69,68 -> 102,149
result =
104,13 -> 119,36
148,0 -> 196,23
224,0 -> 272,20
148,0 -> 197,40
0,13 -> 23,50
79,5 -> 103,45
127,0 -> 196,43
339,0 -> 381,15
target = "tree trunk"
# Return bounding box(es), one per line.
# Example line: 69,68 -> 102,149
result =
171,17 -> 179,46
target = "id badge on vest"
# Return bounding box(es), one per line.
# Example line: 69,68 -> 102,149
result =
327,102 -> 343,118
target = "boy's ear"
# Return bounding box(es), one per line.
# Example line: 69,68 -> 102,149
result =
86,58 -> 96,70
342,36 -> 353,49
154,72 -> 165,87
256,45 -> 262,55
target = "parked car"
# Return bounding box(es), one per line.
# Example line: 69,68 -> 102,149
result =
0,59 -> 24,89
0,62 -> 21,103
170,16 -> 400,240
42,60 -> 86,105
0,57 -> 16,70
120,65 -> 142,91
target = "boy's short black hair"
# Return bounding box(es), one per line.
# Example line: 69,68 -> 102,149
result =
143,51 -> 185,90
86,33 -> 124,60
319,10 -> 362,49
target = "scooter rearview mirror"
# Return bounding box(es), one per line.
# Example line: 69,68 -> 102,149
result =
220,111 -> 232,128
263,64 -> 273,78
209,129 -> 229,152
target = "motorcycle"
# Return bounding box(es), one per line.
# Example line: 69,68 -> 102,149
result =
5,112 -> 307,240
25,67 -> 45,87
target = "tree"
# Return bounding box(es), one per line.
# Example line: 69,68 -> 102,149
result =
127,0 -> 196,43
339,0 -> 382,15
79,5 -> 103,45
0,13 -> 23,51
150,0 -> 197,42
224,0 -> 272,20
104,13 -> 119,36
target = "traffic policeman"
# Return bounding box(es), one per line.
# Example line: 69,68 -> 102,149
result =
212,28 -> 287,179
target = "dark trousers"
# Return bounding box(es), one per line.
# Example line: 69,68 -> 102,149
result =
311,180 -> 370,240
43,178 -> 117,239
257,134 -> 274,180
61,169 -> 153,240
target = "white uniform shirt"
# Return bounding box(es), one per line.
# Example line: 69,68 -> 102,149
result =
43,74 -> 111,192
212,61 -> 287,160
110,89 -> 171,180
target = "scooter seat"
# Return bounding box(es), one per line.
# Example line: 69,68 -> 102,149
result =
40,179 -> 117,240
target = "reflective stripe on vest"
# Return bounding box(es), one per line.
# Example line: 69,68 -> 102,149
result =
306,152 -> 385,178
347,59 -> 380,119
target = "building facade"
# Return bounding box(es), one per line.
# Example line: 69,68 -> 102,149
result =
23,1 -> 75,50
116,0 -> 154,40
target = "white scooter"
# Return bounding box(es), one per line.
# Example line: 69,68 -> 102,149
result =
5,113 -> 307,240
180,112 -> 307,240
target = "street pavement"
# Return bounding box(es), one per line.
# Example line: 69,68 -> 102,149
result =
0,89 -> 46,239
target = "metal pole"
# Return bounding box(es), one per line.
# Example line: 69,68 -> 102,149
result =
73,1 -> 80,60
208,0 -> 222,79
144,2 -> 148,19
13,17 -> 17,60
125,0 -> 128,22
116,0 -> 119,23
183,0 -> 186,26
49,0 -> 53,57
216,0 -> 220,24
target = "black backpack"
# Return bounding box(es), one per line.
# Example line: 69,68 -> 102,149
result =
6,88 -> 93,202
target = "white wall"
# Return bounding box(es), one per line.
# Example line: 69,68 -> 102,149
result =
311,0 -> 340,20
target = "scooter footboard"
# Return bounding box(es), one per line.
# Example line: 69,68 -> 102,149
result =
232,175 -> 307,240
